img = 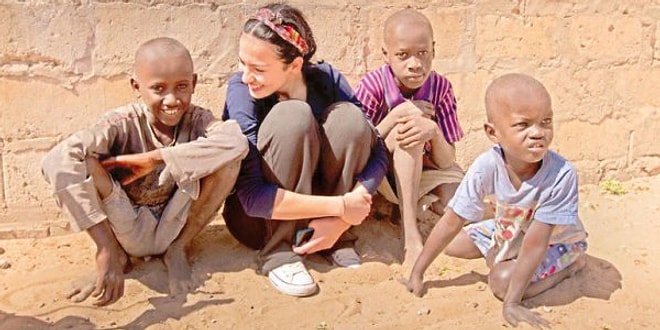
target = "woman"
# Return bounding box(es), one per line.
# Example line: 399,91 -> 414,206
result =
223,3 -> 388,297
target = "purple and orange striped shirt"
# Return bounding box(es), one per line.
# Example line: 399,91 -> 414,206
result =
355,65 -> 463,144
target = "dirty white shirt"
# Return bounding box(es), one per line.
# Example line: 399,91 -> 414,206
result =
41,103 -> 248,232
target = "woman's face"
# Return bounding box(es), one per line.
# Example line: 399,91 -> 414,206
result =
238,32 -> 296,99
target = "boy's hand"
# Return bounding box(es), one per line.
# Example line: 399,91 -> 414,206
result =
405,272 -> 426,297
102,153 -> 157,185
395,115 -> 438,149
503,302 -> 551,329
292,217 -> 351,255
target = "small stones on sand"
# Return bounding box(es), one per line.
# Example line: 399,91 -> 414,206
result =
417,307 -> 431,315
0,258 -> 11,269
465,302 -> 479,309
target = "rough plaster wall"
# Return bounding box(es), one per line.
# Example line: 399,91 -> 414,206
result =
0,0 -> 658,236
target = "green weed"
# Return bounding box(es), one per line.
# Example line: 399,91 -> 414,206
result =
599,179 -> 627,195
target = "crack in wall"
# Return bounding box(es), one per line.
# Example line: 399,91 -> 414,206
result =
0,152 -> 5,206
627,131 -> 634,167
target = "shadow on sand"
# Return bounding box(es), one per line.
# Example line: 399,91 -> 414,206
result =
0,310 -> 97,330
525,254 -> 622,307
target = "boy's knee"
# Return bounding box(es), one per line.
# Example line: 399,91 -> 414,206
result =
202,159 -> 241,189
85,157 -> 113,198
488,262 -> 513,300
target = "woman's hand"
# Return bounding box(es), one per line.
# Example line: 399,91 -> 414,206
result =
340,189 -> 372,226
292,217 -> 351,255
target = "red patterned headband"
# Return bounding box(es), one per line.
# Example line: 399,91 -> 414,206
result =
250,8 -> 309,56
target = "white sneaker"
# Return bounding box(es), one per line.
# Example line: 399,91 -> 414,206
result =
268,261 -> 317,296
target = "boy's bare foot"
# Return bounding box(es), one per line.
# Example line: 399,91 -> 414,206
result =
66,250 -> 131,306
402,243 -> 423,273
163,245 -> 194,296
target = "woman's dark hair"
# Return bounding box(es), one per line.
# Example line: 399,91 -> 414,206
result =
243,3 -> 317,65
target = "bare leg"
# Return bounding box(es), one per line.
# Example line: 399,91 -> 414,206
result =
164,160 -> 241,295
429,182 -> 460,215
443,229 -> 483,259
488,254 -> 587,300
385,130 -> 425,269
67,157 -> 130,305
427,162 -> 462,216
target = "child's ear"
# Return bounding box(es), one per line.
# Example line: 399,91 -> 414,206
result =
130,77 -> 141,95
432,41 -> 436,57
381,47 -> 389,63
191,73 -> 198,93
484,122 -> 498,143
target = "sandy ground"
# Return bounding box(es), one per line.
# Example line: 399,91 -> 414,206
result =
0,175 -> 658,330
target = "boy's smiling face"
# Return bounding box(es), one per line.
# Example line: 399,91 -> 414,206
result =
131,51 -> 196,132
382,19 -> 434,96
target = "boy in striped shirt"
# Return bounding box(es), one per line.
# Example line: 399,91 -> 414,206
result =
354,9 -> 464,268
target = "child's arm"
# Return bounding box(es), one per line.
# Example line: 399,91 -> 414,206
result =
406,208 -> 465,296
392,100 -> 438,150
406,100 -> 456,170
501,220 -> 553,327
395,114 -> 440,150
101,149 -> 163,185
103,119 -> 249,186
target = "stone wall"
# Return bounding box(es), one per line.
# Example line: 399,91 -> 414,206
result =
1,0 -> 658,237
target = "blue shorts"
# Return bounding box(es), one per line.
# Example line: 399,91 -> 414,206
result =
464,219 -> 587,282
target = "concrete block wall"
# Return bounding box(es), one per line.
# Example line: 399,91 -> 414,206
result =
1,0 -> 658,236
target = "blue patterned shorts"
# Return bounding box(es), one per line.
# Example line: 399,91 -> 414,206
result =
465,219 -> 587,282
